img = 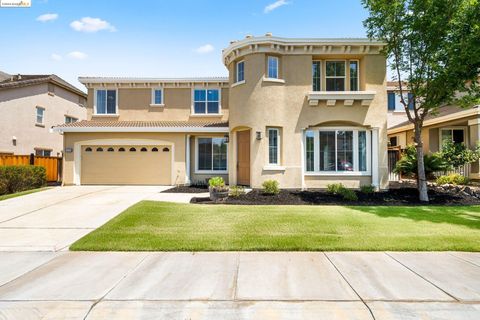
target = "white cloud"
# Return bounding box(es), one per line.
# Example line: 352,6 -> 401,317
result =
50,53 -> 62,61
36,13 -> 58,22
70,17 -> 116,33
264,0 -> 289,13
195,44 -> 214,54
67,51 -> 88,60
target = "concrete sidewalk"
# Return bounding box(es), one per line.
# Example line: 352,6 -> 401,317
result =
0,251 -> 478,319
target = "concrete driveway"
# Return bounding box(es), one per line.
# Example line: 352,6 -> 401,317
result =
0,251 -> 478,319
0,186 -> 171,251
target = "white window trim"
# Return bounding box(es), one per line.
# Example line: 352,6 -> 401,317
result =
36,106 -> 45,125
303,126 -> 371,176
267,128 -> 281,166
150,87 -> 164,107
93,88 -> 119,116
439,126 -> 468,150
389,135 -> 400,147
312,60 -> 322,91
191,88 -> 222,115
194,136 -> 228,174
325,60 -> 347,92
349,59 -> 360,91
267,56 -> 279,79
235,60 -> 245,83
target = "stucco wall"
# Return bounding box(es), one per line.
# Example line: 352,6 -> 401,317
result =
87,87 -> 229,122
0,83 -> 86,155
227,52 -> 388,189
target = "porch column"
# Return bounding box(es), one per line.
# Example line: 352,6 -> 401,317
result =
468,118 -> 480,179
185,134 -> 191,185
371,127 -> 380,190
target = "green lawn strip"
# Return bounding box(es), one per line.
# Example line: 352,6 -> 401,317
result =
70,201 -> 480,252
0,187 -> 50,202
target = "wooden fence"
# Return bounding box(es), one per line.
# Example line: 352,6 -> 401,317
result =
0,154 -> 62,182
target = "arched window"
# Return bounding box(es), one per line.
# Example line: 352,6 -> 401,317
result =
162,147 -> 170,152
151,147 -> 159,152
107,147 -> 114,152
118,147 -> 125,152
129,147 -> 136,152
140,147 -> 148,152
85,147 -> 92,152
96,147 -> 103,152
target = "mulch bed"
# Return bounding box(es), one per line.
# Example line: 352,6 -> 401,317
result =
190,187 -> 480,206
162,185 -> 208,193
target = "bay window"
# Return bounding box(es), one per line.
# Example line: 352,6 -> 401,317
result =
193,89 -> 220,114
325,61 -> 346,91
236,60 -> 245,82
95,89 -> 117,114
305,129 -> 370,174
196,137 -> 227,172
267,56 -> 279,79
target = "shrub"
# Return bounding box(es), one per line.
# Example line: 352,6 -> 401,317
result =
327,183 -> 358,201
208,176 -> 225,189
229,185 -> 245,197
394,145 -> 448,178
436,173 -> 469,186
0,165 -> 46,195
360,184 -> 375,194
262,179 -> 280,195
327,183 -> 344,194
339,188 -> 358,201
440,140 -> 480,169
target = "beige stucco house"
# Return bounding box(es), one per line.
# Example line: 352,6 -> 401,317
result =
0,71 -> 87,156
54,35 -> 388,189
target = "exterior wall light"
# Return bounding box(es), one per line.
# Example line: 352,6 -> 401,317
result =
224,134 -> 229,143
256,131 -> 262,140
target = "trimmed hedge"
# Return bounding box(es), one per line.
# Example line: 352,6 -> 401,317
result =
0,165 -> 47,195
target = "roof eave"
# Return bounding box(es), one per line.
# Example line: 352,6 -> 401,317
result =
51,126 -> 230,133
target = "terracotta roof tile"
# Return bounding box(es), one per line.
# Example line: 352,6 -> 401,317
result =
0,74 -> 86,97
55,120 -> 229,128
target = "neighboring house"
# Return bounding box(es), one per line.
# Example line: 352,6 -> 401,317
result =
0,71 -> 87,156
53,34 -> 388,189
387,105 -> 480,178
386,81 -> 413,129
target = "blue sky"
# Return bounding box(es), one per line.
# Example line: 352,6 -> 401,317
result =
0,0 -> 370,91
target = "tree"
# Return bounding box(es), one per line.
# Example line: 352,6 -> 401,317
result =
362,0 -> 480,202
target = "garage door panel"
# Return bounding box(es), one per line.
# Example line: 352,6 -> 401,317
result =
81,145 -> 171,185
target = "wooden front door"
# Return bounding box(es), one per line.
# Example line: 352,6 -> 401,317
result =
237,130 -> 251,186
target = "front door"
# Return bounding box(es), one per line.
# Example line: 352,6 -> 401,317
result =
237,130 -> 251,186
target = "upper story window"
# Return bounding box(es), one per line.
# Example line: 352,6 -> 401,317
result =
267,56 -> 279,79
95,89 -> 117,115
325,61 -> 346,91
407,93 -> 415,110
387,92 -> 396,110
349,61 -> 359,91
36,106 -> 44,125
267,128 -> 280,165
151,88 -> 163,105
312,61 -> 321,91
236,61 -> 245,83
65,116 -> 78,124
193,89 -> 220,114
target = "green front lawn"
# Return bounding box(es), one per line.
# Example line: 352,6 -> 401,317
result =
70,201 -> 480,251
0,187 -> 50,202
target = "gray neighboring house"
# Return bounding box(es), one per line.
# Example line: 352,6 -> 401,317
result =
0,71 -> 87,156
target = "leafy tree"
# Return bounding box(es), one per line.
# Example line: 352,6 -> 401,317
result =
440,140 -> 480,169
362,0 -> 480,202
394,145 -> 448,178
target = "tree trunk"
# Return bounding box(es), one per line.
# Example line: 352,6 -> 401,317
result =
414,124 -> 429,202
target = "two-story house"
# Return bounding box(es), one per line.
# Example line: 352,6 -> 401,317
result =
0,71 -> 87,156
53,35 -> 388,189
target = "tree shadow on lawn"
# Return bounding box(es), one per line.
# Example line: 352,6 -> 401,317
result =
349,205 -> 480,230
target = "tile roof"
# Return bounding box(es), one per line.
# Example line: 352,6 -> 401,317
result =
54,120 -> 229,128
388,105 -> 479,130
0,74 -> 86,97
